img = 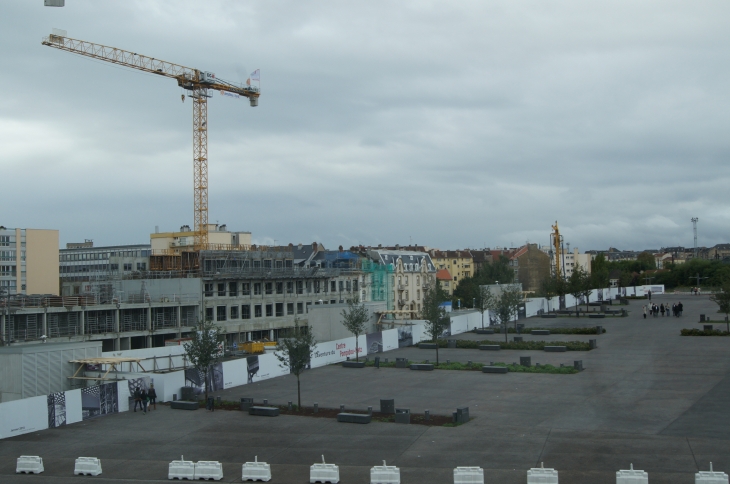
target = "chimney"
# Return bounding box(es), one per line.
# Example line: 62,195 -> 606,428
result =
339,245 -> 343,252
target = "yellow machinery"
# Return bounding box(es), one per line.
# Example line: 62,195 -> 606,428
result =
42,32 -> 260,250
241,341 -> 277,354
551,221 -> 563,278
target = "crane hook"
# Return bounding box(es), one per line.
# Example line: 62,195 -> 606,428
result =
181,94 -> 185,103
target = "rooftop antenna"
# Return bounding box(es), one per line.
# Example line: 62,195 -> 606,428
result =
691,217 -> 698,258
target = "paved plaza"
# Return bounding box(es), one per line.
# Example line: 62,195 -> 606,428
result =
2,294 -> 730,483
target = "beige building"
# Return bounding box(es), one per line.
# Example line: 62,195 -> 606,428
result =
429,250 -> 474,286
151,224 -> 252,255
0,227 -> 59,296
370,250 -> 437,318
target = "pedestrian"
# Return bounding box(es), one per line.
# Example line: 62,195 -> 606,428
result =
207,396 -> 215,412
148,384 -> 157,411
660,304 -> 665,317
140,388 -> 148,414
643,305 -> 647,319
133,387 -> 143,413
678,301 -> 683,316
648,290 -> 652,301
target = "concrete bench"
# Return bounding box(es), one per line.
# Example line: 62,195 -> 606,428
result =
342,361 -> 365,368
395,358 -> 408,368
242,456 -> 271,482
410,364 -> 434,371
589,314 -> 606,319
336,413 -> 371,424
418,343 -> 438,349
475,328 -> 494,334
249,406 -> 280,417
531,330 -> 550,335
544,346 -> 567,352
541,314 -> 557,318
479,345 -> 501,351
74,457 -> 102,476
171,400 -> 199,410
482,366 -> 508,374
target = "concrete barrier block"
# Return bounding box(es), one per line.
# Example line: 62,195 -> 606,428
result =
616,464 -> 648,483
168,456 -> 195,480
395,358 -> 407,368
195,461 -> 223,481
527,463 -> 558,484
342,361 -> 365,368
419,343 -> 438,349
74,457 -> 102,476
589,314 -> 606,319
475,328 -> 494,334
337,413 -> 372,424
696,463 -> 728,484
242,456 -> 271,482
453,466 -> 484,484
249,406 -> 280,417
171,400 -> 199,410
479,345 -> 500,351
240,397 -> 254,411
16,456 -> 44,474
520,357 -> 532,367
447,340 -> 457,348
380,399 -> 395,414
410,364 -> 434,371
310,455 -> 339,483
371,460 -> 400,484
544,346 -> 567,352
531,330 -> 550,335
395,408 -> 410,424
540,314 -> 557,319
482,366 -> 508,374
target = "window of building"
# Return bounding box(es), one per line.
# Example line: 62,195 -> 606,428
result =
297,302 -> 303,314
205,307 -> 214,321
417,289 -> 420,300
339,280 -> 344,292
266,304 -> 273,317
263,259 -> 272,269
405,290 -> 409,300
253,260 -> 261,270
275,303 -> 284,317
353,280 -> 358,292
123,263 -> 132,271
331,281 -> 336,292
265,282 -> 273,295
136,262 -> 146,271
254,304 -> 262,318
417,276 -> 420,286
217,306 -> 227,321
217,283 -> 226,297
242,283 -> 250,295
285,259 -> 293,268
242,305 -> 250,319
287,281 -> 293,294
254,283 -> 262,295
275,260 -> 283,269
0,236 -> 9,246
287,303 -> 294,315
296,281 -> 303,294
346,280 -> 351,292
453,276 -> 457,281
230,306 -> 239,319
276,282 -> 283,294
330,299 -> 336,304
314,280 -> 320,293
306,281 -> 312,293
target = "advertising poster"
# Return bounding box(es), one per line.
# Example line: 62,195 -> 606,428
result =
254,352 -> 288,381
222,358 -> 247,389
183,364 -> 223,396
365,332 -> 383,355
64,389 -> 83,425
397,325 -> 413,348
0,396 -> 48,439
82,382 -> 119,420
47,391 -> 67,428
381,329 -> 399,352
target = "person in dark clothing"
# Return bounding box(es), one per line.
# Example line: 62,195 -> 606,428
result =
678,301 -> 683,316
148,385 -> 157,411
140,389 -> 148,414
133,387 -> 143,412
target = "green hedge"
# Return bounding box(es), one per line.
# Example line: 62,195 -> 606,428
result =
489,327 -> 606,335
428,339 -> 592,351
681,328 -> 730,336
361,359 -> 577,374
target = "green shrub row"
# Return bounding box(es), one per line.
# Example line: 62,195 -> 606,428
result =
485,327 -> 606,335
361,359 -> 577,374
429,339 -> 591,351
680,328 -> 730,336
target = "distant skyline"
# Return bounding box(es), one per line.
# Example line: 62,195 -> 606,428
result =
1,2 -> 728,251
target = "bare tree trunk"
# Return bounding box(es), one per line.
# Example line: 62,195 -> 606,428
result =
355,334 -> 359,362
481,311 -> 484,329
204,365 -> 209,405
435,345 -> 439,366
297,376 -> 301,410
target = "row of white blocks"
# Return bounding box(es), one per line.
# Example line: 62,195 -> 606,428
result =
16,455 -> 730,483
16,456 -> 102,476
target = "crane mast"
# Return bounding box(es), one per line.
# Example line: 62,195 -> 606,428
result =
42,33 -> 259,251
551,221 -> 563,279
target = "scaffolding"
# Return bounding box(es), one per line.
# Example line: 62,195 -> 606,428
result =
86,310 -> 114,334
361,259 -> 394,311
4,314 -> 40,342
121,309 -> 147,332
47,312 -> 80,338
152,307 -> 177,330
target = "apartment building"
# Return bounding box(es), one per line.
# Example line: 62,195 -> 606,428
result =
369,249 -> 436,318
151,224 -> 252,255
0,227 -> 59,296
429,250 -> 473,285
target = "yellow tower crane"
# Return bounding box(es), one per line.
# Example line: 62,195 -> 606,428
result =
551,221 -> 563,279
42,32 -> 260,250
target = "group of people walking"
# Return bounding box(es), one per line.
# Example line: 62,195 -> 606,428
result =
643,302 -> 683,318
133,384 -> 157,414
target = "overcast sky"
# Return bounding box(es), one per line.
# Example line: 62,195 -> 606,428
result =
1,1 -> 729,252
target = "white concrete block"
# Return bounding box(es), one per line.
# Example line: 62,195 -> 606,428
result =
74,457 -> 102,476
310,455 -> 340,483
16,455 -> 44,474
453,466 -> 484,484
195,461 -> 223,481
527,462 -> 558,484
242,456 -> 271,482
616,464 -> 648,484
697,463 -> 729,484
168,455 -> 195,480
371,460 -> 401,484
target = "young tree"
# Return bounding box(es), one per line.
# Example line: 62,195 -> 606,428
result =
275,319 -> 317,410
710,281 -> 730,332
341,295 -> 369,361
568,267 -> 588,317
183,317 -> 223,404
421,280 -> 450,366
540,276 -> 556,312
580,268 -> 594,313
475,285 -> 497,329
494,284 -> 522,342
